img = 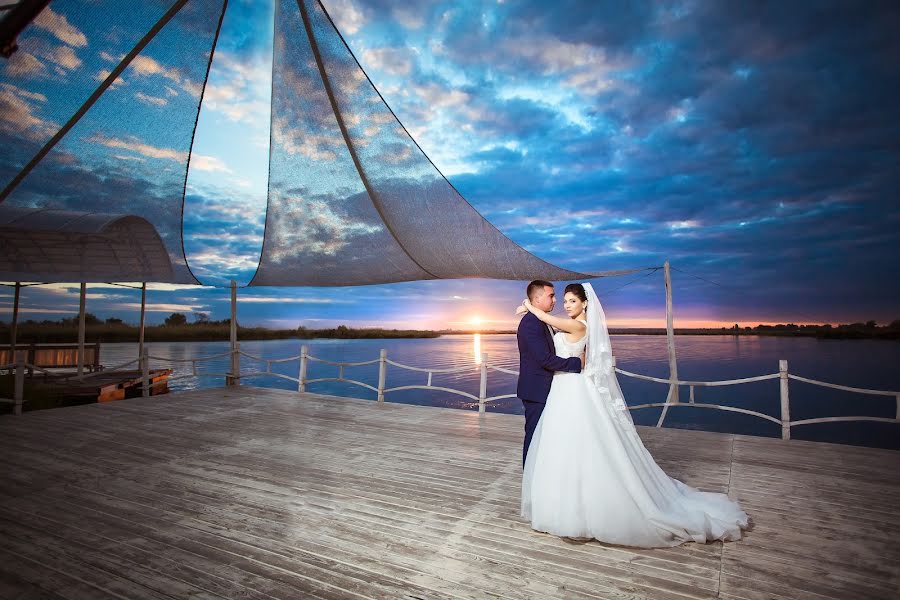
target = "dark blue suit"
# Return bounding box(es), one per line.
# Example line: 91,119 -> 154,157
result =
517,312 -> 582,466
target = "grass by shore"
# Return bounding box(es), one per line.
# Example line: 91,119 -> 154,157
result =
0,322 -> 439,344
448,321 -> 900,340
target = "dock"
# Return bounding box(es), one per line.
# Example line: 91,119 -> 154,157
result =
1,386 -> 898,599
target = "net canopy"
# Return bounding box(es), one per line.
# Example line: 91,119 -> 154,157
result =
0,0 -> 226,284
250,0 -> 596,286
1,0 -> 626,287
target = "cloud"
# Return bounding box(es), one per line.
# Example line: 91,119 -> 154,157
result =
237,296 -> 355,304
266,192 -> 383,259
362,47 -> 413,76
135,92 -> 168,106
89,135 -> 187,162
189,155 -> 231,173
33,6 -> 88,48
324,0 -> 367,35
0,83 -> 55,141
3,50 -> 46,78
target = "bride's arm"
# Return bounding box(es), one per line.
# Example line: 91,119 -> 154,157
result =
522,299 -> 586,334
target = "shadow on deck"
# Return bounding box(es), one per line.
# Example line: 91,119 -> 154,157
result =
1,386 -> 898,599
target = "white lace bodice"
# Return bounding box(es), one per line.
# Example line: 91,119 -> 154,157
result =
553,328 -> 587,358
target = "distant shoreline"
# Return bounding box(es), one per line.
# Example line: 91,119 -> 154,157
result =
2,321 -> 898,342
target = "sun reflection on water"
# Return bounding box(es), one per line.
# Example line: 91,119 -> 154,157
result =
473,333 -> 482,364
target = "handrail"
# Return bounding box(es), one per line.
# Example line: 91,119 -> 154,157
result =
385,358 -> 473,374
787,374 -> 898,397
614,367 -> 780,386
307,355 -> 380,367
7,345 -> 898,446
147,350 -> 233,363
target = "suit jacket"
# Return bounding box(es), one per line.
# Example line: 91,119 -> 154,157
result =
516,312 -> 582,403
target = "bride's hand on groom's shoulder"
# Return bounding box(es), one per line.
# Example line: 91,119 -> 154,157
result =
515,300 -> 529,316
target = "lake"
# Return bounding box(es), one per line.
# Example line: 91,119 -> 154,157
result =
102,335 -> 900,450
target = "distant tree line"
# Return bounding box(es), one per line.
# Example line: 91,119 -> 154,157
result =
0,312 -> 440,343
1,313 -> 898,342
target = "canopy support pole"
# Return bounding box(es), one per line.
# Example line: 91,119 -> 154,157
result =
139,282 -> 147,360
227,280 -> 239,386
664,261 -> 679,403
77,282 -> 86,376
10,281 -> 20,360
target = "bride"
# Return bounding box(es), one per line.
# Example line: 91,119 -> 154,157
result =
517,283 -> 748,548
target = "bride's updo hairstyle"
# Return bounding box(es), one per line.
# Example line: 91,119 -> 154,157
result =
564,283 -> 587,303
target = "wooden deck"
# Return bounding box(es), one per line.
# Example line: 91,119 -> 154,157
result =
0,386 -> 898,599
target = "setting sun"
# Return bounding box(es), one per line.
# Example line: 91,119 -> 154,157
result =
470,316 -> 483,328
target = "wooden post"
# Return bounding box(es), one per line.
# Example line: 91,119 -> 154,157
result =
780,359 -> 791,440
227,280 -> 237,386
14,355 -> 25,415
77,282 -> 86,376
138,282 -> 146,360
299,345 -> 308,393
141,347 -> 150,398
228,342 -> 241,386
377,348 -> 387,402
664,261 -> 679,403
479,352 -> 488,414
10,282 -> 20,361
896,394 -> 900,421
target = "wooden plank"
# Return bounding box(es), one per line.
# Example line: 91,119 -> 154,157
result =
1,385 -> 899,599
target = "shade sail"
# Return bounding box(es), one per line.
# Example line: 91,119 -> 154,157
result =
0,206 -> 173,281
1,0 -> 630,286
0,0 -> 226,284
248,0 -> 597,286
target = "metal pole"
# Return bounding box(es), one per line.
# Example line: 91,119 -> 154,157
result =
77,282 -> 86,376
663,261 -> 679,403
139,282 -> 146,360
10,282 -> 20,360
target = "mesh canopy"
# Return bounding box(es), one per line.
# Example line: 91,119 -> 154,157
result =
249,0 -> 594,286
1,0 -> 622,287
0,206 -> 173,281
0,0 -> 226,283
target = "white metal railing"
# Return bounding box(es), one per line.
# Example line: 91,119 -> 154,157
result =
5,345 -> 898,442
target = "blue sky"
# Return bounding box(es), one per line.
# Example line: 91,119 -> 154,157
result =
2,0 -> 899,329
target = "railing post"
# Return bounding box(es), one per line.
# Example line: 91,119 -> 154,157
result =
299,345 -> 308,393
228,342 -> 241,386
478,352 -> 488,414
141,347 -> 150,398
377,349 -> 387,402
13,355 -> 25,415
779,359 -> 791,440
896,394 -> 900,421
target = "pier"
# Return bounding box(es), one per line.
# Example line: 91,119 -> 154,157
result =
1,386 -> 898,599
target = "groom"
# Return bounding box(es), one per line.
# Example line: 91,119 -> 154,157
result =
517,280 -> 583,466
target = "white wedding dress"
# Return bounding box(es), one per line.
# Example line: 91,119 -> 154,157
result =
521,284 -> 748,548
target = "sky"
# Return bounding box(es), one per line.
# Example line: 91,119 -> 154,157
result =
2,0 -> 899,330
